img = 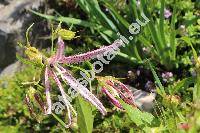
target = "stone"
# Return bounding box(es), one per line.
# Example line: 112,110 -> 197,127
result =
127,85 -> 156,112
0,0 -> 43,33
0,61 -> 22,88
0,61 -> 21,79
0,0 -> 43,68
0,30 -> 7,64
133,90 -> 156,112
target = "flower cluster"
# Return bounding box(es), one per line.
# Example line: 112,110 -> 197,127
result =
161,71 -> 173,82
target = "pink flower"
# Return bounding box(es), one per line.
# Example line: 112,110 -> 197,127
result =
162,71 -> 173,82
98,77 -> 136,109
164,9 -> 172,19
44,37 -> 123,127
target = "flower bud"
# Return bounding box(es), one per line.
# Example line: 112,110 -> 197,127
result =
25,46 -> 43,66
57,29 -> 76,40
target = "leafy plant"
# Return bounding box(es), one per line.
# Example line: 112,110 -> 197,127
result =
30,0 -> 199,70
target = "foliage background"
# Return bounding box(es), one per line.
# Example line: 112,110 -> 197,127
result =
0,0 -> 200,132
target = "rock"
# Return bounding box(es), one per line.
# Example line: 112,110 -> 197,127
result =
0,0 -> 44,68
0,61 -> 21,88
0,30 -> 7,63
0,0 -> 43,33
0,61 -> 21,78
133,90 -> 156,112
0,32 -> 17,68
127,85 -> 156,112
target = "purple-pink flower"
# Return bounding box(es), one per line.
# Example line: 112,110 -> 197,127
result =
164,9 -> 172,19
44,37 -> 123,127
97,77 -> 136,109
162,71 -> 173,82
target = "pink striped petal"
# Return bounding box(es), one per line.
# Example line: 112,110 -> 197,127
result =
55,37 -> 65,60
106,80 -> 136,106
57,65 -> 107,115
45,67 -> 52,114
52,70 -> 72,127
48,37 -> 65,64
101,87 -> 122,109
60,40 -> 123,64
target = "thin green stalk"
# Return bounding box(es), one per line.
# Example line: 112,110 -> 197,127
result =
26,23 -> 34,46
52,113 -> 69,129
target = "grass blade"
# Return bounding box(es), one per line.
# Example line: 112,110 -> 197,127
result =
29,9 -> 96,27
170,1 -> 177,60
159,0 -> 166,46
103,1 -> 130,29
52,113 -> 69,129
130,0 -> 139,19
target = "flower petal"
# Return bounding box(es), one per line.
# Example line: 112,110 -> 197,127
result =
106,80 -> 136,106
101,87 -> 122,109
52,69 -> 76,113
56,65 -> 107,115
45,67 -> 52,114
60,40 -> 123,64
56,37 -> 65,60
52,70 -> 75,127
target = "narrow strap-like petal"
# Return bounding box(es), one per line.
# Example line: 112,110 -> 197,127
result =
48,37 -> 65,64
52,70 -> 73,127
60,40 -> 123,64
101,87 -> 122,109
55,37 -> 65,61
45,67 -> 52,114
106,80 -> 136,106
24,94 -> 35,116
56,65 -> 107,115
52,69 -> 76,114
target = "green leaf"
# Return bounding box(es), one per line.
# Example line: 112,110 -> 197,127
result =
172,77 -> 195,94
170,1 -> 177,60
181,36 -> 198,61
129,128 -> 134,133
121,100 -> 154,126
29,9 -> 96,28
76,96 -> 94,133
159,0 -> 166,47
52,113 -> 69,129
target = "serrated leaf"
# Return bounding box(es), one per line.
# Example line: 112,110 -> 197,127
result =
148,60 -> 166,96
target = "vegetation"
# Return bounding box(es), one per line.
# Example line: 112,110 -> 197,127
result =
0,0 -> 200,132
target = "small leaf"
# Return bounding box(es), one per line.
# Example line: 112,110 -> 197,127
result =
76,96 -> 94,133
52,113 -> 69,129
121,100 -> 154,126
172,77 -> 195,94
